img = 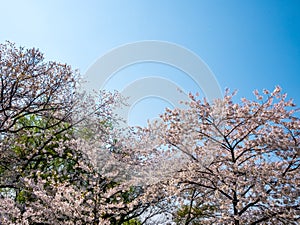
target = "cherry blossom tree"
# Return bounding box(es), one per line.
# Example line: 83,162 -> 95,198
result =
0,40 -> 78,189
0,41 -> 165,225
120,87 -> 299,224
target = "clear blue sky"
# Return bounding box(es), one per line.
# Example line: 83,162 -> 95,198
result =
1,0 -> 299,125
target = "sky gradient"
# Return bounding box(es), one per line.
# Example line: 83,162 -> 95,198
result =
1,0 -> 299,125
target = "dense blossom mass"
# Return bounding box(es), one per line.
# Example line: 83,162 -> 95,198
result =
0,42 -> 299,224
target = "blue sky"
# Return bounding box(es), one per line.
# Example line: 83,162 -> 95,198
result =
1,0 -> 299,126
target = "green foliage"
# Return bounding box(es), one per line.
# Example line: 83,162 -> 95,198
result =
122,219 -> 142,225
174,202 -> 216,225
11,114 -> 75,178
0,113 -> 81,205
